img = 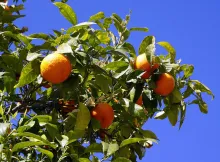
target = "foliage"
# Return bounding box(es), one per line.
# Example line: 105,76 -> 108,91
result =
0,1 -> 214,162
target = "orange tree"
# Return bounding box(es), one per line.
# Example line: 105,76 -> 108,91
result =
0,1 -> 214,162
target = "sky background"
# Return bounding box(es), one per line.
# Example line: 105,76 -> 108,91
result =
13,0 -> 220,161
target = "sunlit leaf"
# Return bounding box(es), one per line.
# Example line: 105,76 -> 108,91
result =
54,2 -> 77,25
74,103 -> 91,131
157,41 -> 176,63
89,12 -> 105,21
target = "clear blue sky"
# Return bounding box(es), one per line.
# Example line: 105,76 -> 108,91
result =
14,0 -> 219,161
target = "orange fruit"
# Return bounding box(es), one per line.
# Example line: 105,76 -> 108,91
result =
136,95 -> 143,106
153,73 -> 175,96
91,103 -> 114,129
40,53 -> 71,84
134,54 -> 159,79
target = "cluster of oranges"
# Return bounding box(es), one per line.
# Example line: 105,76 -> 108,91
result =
34,51 -> 174,130
133,54 -> 175,96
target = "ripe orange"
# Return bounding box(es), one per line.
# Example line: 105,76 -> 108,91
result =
134,54 -> 159,79
136,95 -> 143,106
153,73 -> 175,96
40,53 -> 71,84
91,103 -> 114,129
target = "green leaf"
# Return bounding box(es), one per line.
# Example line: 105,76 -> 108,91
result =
113,157 -> 132,162
121,42 -> 136,58
2,15 -> 25,23
46,123 -> 59,141
190,99 -> 208,114
14,60 -> 40,88
89,12 -> 105,21
104,61 -> 128,71
67,130 -> 85,144
179,104 -> 186,129
183,84 -> 194,99
170,88 -> 182,104
123,98 -> 147,119
120,138 -> 148,148
96,31 -> 110,44
95,74 -> 112,93
139,36 -> 155,59
1,54 -> 21,73
140,130 -> 158,140
85,143 -> 102,153
167,105 -> 179,126
180,64 -> 194,78
190,80 -> 214,99
26,53 -> 42,61
54,2 -> 77,25
26,115 -> 52,125
29,33 -> 50,40
107,143 -> 119,156
66,22 -> 96,34
74,103 -> 91,131
12,141 -> 45,152
103,17 -> 112,29
14,132 -> 56,149
154,111 -> 167,120
157,41 -> 176,63
36,147 -> 54,161
130,27 -> 149,32
79,158 -> 91,162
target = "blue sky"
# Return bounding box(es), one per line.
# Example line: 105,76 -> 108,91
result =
14,0 -> 220,161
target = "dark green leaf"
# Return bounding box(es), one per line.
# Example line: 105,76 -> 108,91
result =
179,104 -> 186,129
54,2 -> 77,25
154,111 -> 167,120
95,74 -> 112,93
170,88 -> 182,104
167,105 -> 179,126
190,80 -> 214,99
85,143 -> 102,153
29,33 -> 50,40
46,123 -> 60,140
113,157 -> 131,162
140,130 -> 158,140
